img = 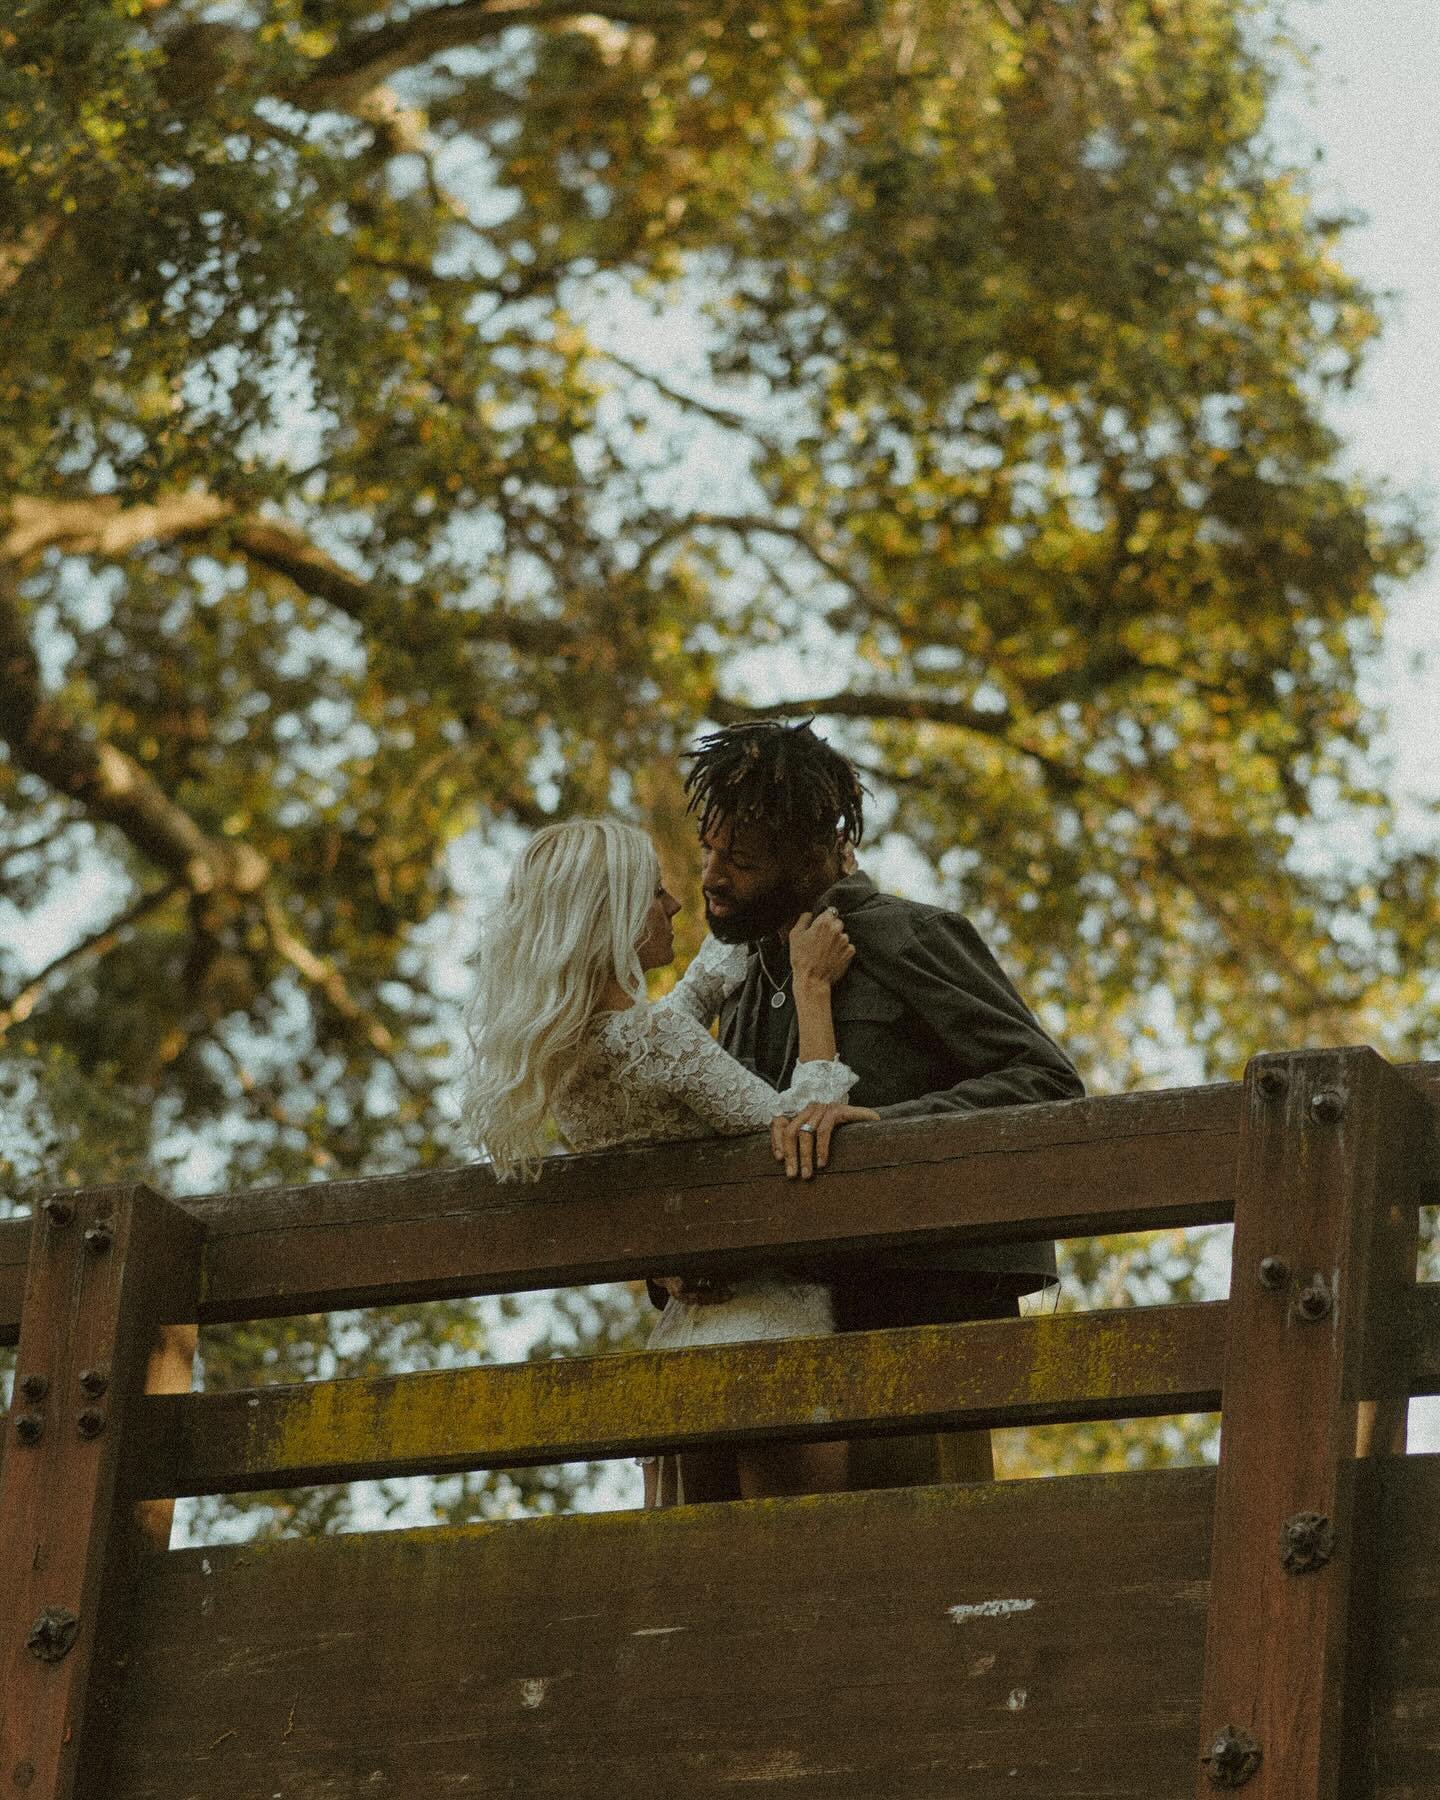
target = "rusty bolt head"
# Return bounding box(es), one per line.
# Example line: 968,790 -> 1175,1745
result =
83,1222 -> 113,1254
1280,1511 -> 1336,1575
1257,1256 -> 1289,1292
1202,1725 -> 1262,1788
1310,1089 -> 1345,1125
18,1373 -> 48,1403
14,1413 -> 43,1446
1296,1278 -> 1333,1323
78,1368 -> 109,1399
26,1608 -> 79,1663
76,1408 -> 106,1440
1255,1065 -> 1288,1100
40,1197 -> 74,1228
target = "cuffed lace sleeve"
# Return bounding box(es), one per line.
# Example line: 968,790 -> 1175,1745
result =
659,936 -> 750,1027
607,1004 -> 855,1135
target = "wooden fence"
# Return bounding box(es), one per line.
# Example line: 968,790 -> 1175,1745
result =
1,1045 -> 1438,1798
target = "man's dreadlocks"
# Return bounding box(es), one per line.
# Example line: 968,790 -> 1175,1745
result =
683,719 -> 866,850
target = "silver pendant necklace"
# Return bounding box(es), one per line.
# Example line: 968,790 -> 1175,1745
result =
755,940 -> 790,1010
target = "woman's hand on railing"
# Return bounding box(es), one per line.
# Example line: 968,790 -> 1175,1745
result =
771,1102 -> 881,1179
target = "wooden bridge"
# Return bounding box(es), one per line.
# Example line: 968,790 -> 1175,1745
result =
1,1045 -> 1438,1798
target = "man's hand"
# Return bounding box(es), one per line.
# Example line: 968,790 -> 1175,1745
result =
771,1102 -> 881,1178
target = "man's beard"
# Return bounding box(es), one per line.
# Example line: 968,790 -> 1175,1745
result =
704,875 -> 815,946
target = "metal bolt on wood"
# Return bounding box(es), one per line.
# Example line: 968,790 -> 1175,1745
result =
1257,1256 -> 1289,1291
13,1414 -> 43,1446
39,1197 -> 73,1228
1279,1511 -> 1336,1575
1296,1276 -> 1333,1322
83,1221 -> 114,1254
17,1373 -> 47,1402
25,1608 -> 79,1664
1201,1725 -> 1262,1788
1309,1089 -> 1346,1125
76,1408 -> 107,1440
1256,1066 -> 1288,1100
78,1367 -> 109,1398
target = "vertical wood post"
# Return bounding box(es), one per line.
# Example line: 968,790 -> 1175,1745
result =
0,1184 -> 201,1800
1196,1048 -> 1431,1798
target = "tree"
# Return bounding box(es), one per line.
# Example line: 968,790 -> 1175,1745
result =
2,0 -> 1434,1516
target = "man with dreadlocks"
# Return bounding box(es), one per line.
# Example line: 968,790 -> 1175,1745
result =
682,717 -> 1085,1489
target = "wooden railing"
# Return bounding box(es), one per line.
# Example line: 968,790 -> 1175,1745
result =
1,1046 -> 1438,1798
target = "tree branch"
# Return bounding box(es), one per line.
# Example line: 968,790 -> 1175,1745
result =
207,1033 -> 338,1172
1,494 -> 578,660
1,552 -> 473,1091
292,0 -> 681,110
0,566 -> 269,895
594,350 -> 759,437
707,688 -> 1086,792
2,492 -> 232,562
0,217 -> 61,297
233,518 -> 577,658
259,896 -> 426,1102
0,881 -> 182,1038
631,511 -> 873,607
708,685 -> 1017,740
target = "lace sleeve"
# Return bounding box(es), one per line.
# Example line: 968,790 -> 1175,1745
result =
613,1005 -> 856,1134
658,935 -> 750,1027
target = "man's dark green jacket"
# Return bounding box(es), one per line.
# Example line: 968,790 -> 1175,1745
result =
717,869 -> 1084,1294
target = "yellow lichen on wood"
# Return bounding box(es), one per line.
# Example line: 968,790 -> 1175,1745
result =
146,1305 -> 1225,1498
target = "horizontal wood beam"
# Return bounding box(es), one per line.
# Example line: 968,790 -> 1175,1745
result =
1,1083 -> 1247,1341
124,1278 -> 1440,1500
134,1301 -> 1228,1498
193,1086 -> 1249,1321
4,1063 -> 1436,1343
17,1283 -> 1423,1501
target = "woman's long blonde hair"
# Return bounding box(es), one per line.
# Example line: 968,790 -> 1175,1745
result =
462,818 -> 659,1180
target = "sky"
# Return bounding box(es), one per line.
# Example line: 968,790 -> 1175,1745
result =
1274,0 -> 1440,1449
1279,0 -> 1440,811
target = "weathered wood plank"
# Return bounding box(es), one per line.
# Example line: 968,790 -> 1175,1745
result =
0,1084 -> 1239,1341
106,1468 -> 1217,1800
0,1248 -> 21,1351
1195,1049 -> 1434,1800
1369,1453 -> 1440,1798
0,1187 -> 203,1800
6,1061 -> 1440,1343
194,1085 -> 1249,1321
134,1300 -> 1225,1498
1410,1281 -> 1440,1395
5,1062 -> 1437,1347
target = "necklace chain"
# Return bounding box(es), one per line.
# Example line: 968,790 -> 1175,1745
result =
755,939 -> 790,1009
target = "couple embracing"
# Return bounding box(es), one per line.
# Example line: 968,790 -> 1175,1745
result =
463,719 -> 1083,1505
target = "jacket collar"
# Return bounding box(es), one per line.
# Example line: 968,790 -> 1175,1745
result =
745,869 -> 877,953
815,868 -> 878,918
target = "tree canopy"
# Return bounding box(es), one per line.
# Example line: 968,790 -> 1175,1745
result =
2,0 -> 1435,1516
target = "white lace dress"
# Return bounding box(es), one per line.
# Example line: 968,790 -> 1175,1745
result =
552,936 -> 857,1350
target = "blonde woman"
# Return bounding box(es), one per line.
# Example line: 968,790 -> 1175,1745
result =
464,817 -> 870,1502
